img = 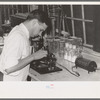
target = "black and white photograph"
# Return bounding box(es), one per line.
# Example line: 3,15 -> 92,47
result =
0,4 -> 100,81
0,1 -> 100,98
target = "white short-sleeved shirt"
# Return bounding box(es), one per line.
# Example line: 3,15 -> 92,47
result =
0,23 -> 31,81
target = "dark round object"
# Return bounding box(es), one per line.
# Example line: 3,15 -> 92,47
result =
75,57 -> 97,72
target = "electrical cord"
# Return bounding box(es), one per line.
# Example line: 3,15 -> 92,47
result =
56,62 -> 80,77
72,66 -> 80,76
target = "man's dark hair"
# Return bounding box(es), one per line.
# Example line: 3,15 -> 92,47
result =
27,9 -> 51,32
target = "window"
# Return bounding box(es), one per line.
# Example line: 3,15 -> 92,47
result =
62,5 -> 94,48
1,5 -> 30,24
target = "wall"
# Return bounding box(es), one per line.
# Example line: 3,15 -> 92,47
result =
93,5 -> 100,52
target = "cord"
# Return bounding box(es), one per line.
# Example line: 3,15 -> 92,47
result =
56,62 -> 80,77
72,66 -> 80,76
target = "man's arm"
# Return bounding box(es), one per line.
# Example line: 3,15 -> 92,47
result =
4,50 -> 47,74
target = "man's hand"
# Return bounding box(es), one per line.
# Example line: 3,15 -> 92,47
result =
32,49 -> 47,60
2,50 -> 47,75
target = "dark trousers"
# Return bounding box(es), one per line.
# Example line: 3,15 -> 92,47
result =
0,72 -> 3,81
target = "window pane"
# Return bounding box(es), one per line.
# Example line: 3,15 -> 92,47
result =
73,5 -> 82,18
62,5 -> 71,17
85,22 -> 94,45
74,20 -> 84,42
65,19 -> 73,36
84,5 -> 94,20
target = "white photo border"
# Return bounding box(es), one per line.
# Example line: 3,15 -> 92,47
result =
0,1 -> 100,98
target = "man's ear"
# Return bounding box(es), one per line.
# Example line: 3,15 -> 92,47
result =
31,19 -> 38,26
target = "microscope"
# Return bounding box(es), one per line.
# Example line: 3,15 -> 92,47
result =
30,36 -> 62,74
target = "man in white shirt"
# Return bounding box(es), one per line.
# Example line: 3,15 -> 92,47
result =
0,9 -> 51,81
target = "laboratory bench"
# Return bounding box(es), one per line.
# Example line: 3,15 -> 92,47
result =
29,48 -> 100,81
0,45 -> 100,81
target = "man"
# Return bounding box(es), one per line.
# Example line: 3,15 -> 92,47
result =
0,9 -> 51,81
